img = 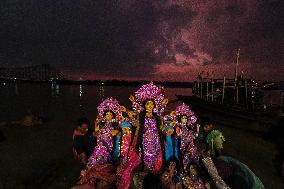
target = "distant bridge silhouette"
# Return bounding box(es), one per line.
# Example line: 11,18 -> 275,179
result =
0,64 -> 64,81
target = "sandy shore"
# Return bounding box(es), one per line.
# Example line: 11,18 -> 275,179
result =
0,117 -> 283,189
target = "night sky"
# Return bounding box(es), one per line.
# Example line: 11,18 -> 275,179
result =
0,0 -> 283,81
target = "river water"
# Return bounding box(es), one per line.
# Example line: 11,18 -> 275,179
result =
1,81 -> 282,122
0,82 -> 192,122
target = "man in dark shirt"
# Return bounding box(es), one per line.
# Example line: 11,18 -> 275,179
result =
73,117 -> 96,164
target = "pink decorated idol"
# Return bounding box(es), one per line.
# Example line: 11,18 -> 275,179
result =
130,82 -> 168,173
173,103 -> 199,170
88,97 -> 121,167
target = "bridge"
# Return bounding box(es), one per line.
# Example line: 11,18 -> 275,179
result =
0,64 -> 64,81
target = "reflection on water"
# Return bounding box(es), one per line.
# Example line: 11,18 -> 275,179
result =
99,86 -> 105,99
0,83 -> 192,122
14,82 -> 18,96
79,85 -> 83,97
1,82 -> 282,123
56,84 -> 60,96
51,82 -> 60,97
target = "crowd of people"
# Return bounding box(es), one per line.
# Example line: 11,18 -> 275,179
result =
71,82 -> 264,189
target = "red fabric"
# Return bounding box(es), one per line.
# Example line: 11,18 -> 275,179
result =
72,129 -> 86,161
154,148 -> 163,173
86,164 -> 115,183
73,164 -> 116,189
118,147 -> 141,189
73,129 -> 85,138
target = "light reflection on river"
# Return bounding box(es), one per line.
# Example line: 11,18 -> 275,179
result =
0,82 -> 192,122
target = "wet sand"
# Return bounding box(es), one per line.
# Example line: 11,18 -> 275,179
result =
0,117 -> 283,189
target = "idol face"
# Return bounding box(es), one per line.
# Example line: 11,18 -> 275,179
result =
181,115 -> 187,124
145,100 -> 154,113
105,111 -> 113,121
122,127 -> 130,135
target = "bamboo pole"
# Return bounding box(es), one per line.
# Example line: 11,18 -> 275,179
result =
200,77 -> 203,99
235,49 -> 240,84
236,85 -> 239,104
222,77 -> 226,104
245,79 -> 248,109
195,82 -> 197,95
206,82 -> 209,101
211,80 -> 214,102
197,78 -> 200,97
234,49 -> 240,104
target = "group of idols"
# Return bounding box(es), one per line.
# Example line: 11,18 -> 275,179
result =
72,82 -> 265,189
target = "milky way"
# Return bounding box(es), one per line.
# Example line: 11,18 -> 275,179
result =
0,0 -> 283,81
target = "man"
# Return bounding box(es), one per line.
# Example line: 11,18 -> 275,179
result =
200,117 -> 233,183
201,117 -> 225,157
73,117 -> 96,164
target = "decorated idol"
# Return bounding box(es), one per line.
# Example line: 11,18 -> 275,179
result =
113,106 -> 133,161
173,103 -> 199,170
116,82 -> 168,189
163,114 -> 176,162
130,82 -> 168,173
88,97 -> 121,167
72,98 -> 121,189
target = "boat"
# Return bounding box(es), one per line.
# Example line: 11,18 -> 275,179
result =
176,49 -> 281,133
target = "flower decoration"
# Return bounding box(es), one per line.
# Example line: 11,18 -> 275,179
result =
131,82 -> 167,116
97,97 -> 121,121
174,103 -> 197,127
